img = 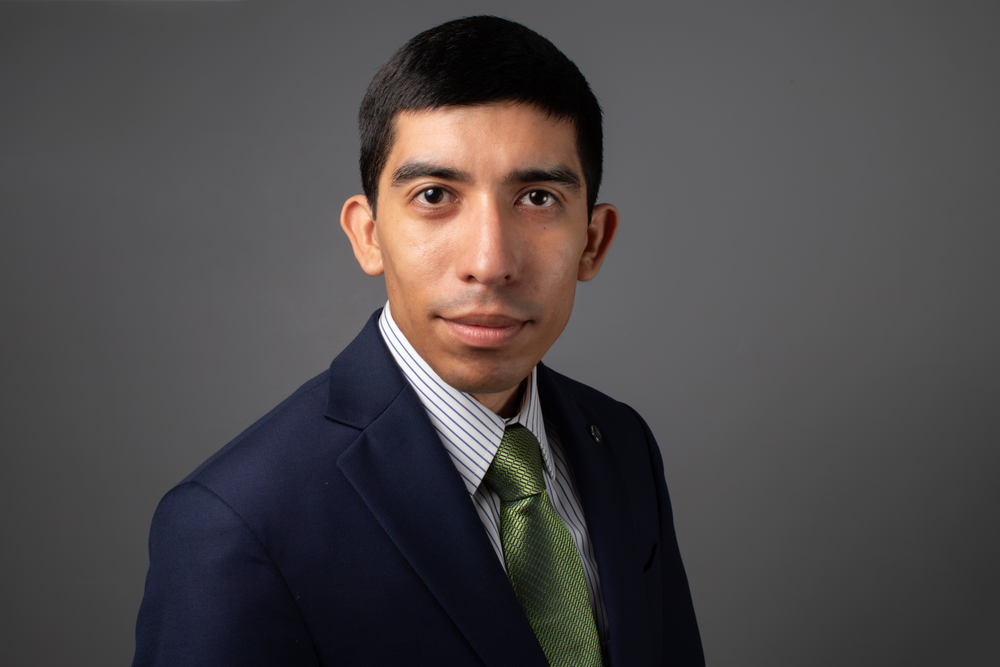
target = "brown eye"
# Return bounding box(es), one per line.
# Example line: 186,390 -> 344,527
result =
418,187 -> 446,204
520,190 -> 556,207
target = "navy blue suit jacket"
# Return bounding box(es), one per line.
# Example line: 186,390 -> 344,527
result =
133,311 -> 704,666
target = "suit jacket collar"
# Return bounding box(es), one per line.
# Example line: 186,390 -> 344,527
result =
324,309 -> 405,430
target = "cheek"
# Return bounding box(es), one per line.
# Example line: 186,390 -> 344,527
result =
382,232 -> 451,298
523,233 -> 585,300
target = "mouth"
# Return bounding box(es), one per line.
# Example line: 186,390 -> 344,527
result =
441,314 -> 528,348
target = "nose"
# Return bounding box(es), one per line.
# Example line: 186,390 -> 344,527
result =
456,198 -> 518,286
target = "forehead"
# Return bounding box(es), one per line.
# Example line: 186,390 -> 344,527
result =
383,102 -> 581,180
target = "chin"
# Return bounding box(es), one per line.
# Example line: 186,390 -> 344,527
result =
438,361 -> 531,396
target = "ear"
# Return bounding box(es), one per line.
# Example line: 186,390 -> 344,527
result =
340,195 -> 384,276
578,203 -> 619,281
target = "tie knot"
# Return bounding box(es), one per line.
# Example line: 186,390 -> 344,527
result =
483,425 -> 546,502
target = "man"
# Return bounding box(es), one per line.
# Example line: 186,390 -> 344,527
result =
133,16 -> 704,667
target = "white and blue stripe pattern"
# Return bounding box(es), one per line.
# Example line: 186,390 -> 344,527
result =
378,302 -> 609,640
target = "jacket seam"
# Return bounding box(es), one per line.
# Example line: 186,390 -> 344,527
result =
186,479 -> 321,660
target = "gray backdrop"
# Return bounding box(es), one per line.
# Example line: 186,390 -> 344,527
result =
1,1 -> 998,665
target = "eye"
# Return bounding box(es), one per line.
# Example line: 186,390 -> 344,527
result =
415,187 -> 448,205
519,190 -> 557,208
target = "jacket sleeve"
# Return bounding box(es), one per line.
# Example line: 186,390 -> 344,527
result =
132,481 -> 319,667
635,409 -> 707,666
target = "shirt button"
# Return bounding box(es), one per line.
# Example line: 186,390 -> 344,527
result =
589,425 -> 603,443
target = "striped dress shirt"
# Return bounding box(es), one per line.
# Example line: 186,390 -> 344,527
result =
378,302 -> 609,641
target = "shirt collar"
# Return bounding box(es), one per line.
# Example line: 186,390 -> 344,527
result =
378,301 -> 553,494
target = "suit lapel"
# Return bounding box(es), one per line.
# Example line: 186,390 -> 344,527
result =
327,313 -> 548,666
537,363 -> 649,667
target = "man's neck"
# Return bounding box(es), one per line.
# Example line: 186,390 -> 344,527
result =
472,378 -> 527,419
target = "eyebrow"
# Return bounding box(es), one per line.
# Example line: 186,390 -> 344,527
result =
390,161 -> 583,192
504,166 -> 582,191
391,161 -> 471,187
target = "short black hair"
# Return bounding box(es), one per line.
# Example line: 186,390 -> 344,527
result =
359,15 -> 603,218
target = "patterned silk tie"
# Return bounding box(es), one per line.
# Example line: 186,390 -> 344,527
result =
483,425 -> 603,667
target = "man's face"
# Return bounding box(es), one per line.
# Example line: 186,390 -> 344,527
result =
342,102 -> 616,412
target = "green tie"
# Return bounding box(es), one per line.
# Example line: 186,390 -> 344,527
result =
483,425 -> 603,667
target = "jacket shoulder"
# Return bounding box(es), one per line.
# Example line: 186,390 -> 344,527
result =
171,367 -> 361,523
184,370 -> 333,480
541,364 -> 650,437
